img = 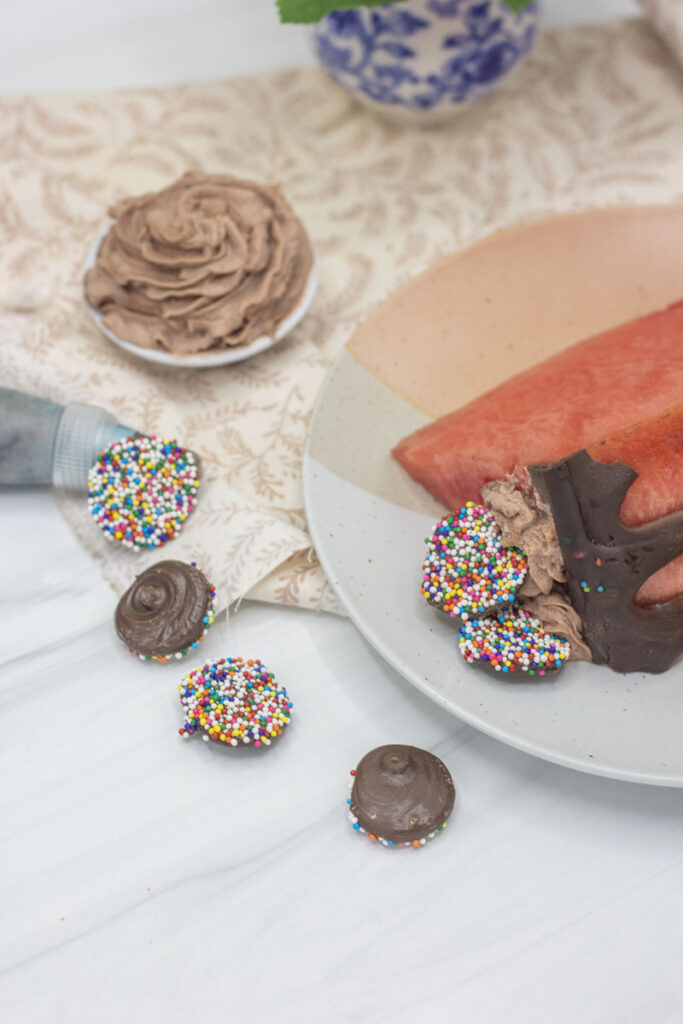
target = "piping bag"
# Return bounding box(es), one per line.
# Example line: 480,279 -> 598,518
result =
0,387 -> 136,492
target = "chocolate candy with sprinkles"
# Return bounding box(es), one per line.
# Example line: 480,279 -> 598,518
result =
348,744 -> 455,848
422,502 -> 527,620
115,560 -> 216,663
87,435 -> 199,550
178,657 -> 292,747
458,607 -> 571,676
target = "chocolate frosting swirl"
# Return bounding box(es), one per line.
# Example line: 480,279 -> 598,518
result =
482,473 -> 566,598
84,172 -> 313,355
350,745 -> 455,843
115,560 -> 212,657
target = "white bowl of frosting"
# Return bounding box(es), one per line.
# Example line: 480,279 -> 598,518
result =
83,172 -> 318,369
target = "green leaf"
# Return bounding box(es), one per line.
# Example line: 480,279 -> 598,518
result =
500,0 -> 536,12
277,0 -> 534,23
277,0 -> 402,25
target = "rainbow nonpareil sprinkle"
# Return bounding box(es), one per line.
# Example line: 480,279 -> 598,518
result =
87,436 -> 199,550
178,657 -> 292,747
458,607 -> 571,675
422,503 -> 527,620
347,773 -> 448,849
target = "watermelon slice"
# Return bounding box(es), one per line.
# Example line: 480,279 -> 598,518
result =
587,405 -> 683,525
393,300 -> 683,511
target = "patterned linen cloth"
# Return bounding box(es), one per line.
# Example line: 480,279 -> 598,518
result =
2,18 -> 683,614
638,0 -> 683,64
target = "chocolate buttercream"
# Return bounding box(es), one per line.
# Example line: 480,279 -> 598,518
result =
482,474 -> 566,597
350,745 -> 455,844
482,475 -> 592,660
530,452 -> 683,674
115,560 -> 213,658
84,172 -> 313,354
518,593 -> 592,661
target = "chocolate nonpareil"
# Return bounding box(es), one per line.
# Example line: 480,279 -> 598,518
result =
115,560 -> 215,661
349,745 -> 455,846
88,436 -> 200,550
178,657 -> 292,747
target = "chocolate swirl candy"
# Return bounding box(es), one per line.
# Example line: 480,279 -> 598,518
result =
84,172 -> 314,355
115,560 -> 215,661
349,745 -> 455,847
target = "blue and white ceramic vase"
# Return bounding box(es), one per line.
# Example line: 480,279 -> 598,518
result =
311,0 -> 539,123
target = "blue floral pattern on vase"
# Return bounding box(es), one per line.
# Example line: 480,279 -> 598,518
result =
311,0 -> 539,117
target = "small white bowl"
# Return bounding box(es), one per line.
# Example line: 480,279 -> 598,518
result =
83,222 -> 318,369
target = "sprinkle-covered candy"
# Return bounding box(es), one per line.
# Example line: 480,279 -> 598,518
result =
422,503 -> 527,620
178,657 -> 292,747
458,607 -> 571,676
87,435 -> 200,550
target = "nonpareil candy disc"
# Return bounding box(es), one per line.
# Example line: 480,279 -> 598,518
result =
178,657 -> 292,747
422,503 -> 527,620
458,607 -> 571,676
87,435 -> 200,550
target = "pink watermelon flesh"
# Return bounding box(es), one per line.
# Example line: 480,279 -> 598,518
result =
393,302 -> 683,606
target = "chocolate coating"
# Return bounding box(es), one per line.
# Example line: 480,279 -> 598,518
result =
115,560 -> 212,657
350,745 -> 455,843
530,451 -> 683,674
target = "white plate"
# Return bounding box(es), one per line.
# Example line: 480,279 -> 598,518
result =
83,223 -> 318,368
303,206 -> 683,786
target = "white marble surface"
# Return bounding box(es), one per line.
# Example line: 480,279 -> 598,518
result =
3,492 -> 683,1024
3,2 -> 683,1023
3,491 -> 683,1019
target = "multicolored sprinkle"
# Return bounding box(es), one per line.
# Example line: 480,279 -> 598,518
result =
178,657 -> 292,746
87,436 -> 200,550
458,607 -> 571,675
422,503 -> 527,620
347,800 -> 448,848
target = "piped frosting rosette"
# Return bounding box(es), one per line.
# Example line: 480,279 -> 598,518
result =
84,172 -> 314,355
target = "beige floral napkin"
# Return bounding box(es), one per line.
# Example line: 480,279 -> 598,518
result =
639,0 -> 683,64
2,18 -> 683,614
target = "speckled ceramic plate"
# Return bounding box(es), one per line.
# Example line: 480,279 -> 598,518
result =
83,223 -> 318,369
303,206 -> 683,786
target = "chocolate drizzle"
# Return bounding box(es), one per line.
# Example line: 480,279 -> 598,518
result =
350,745 -> 455,844
115,560 -> 212,657
530,451 -> 683,674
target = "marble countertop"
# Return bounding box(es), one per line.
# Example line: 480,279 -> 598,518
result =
2,2 -> 682,1023
5,490 -> 683,1024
